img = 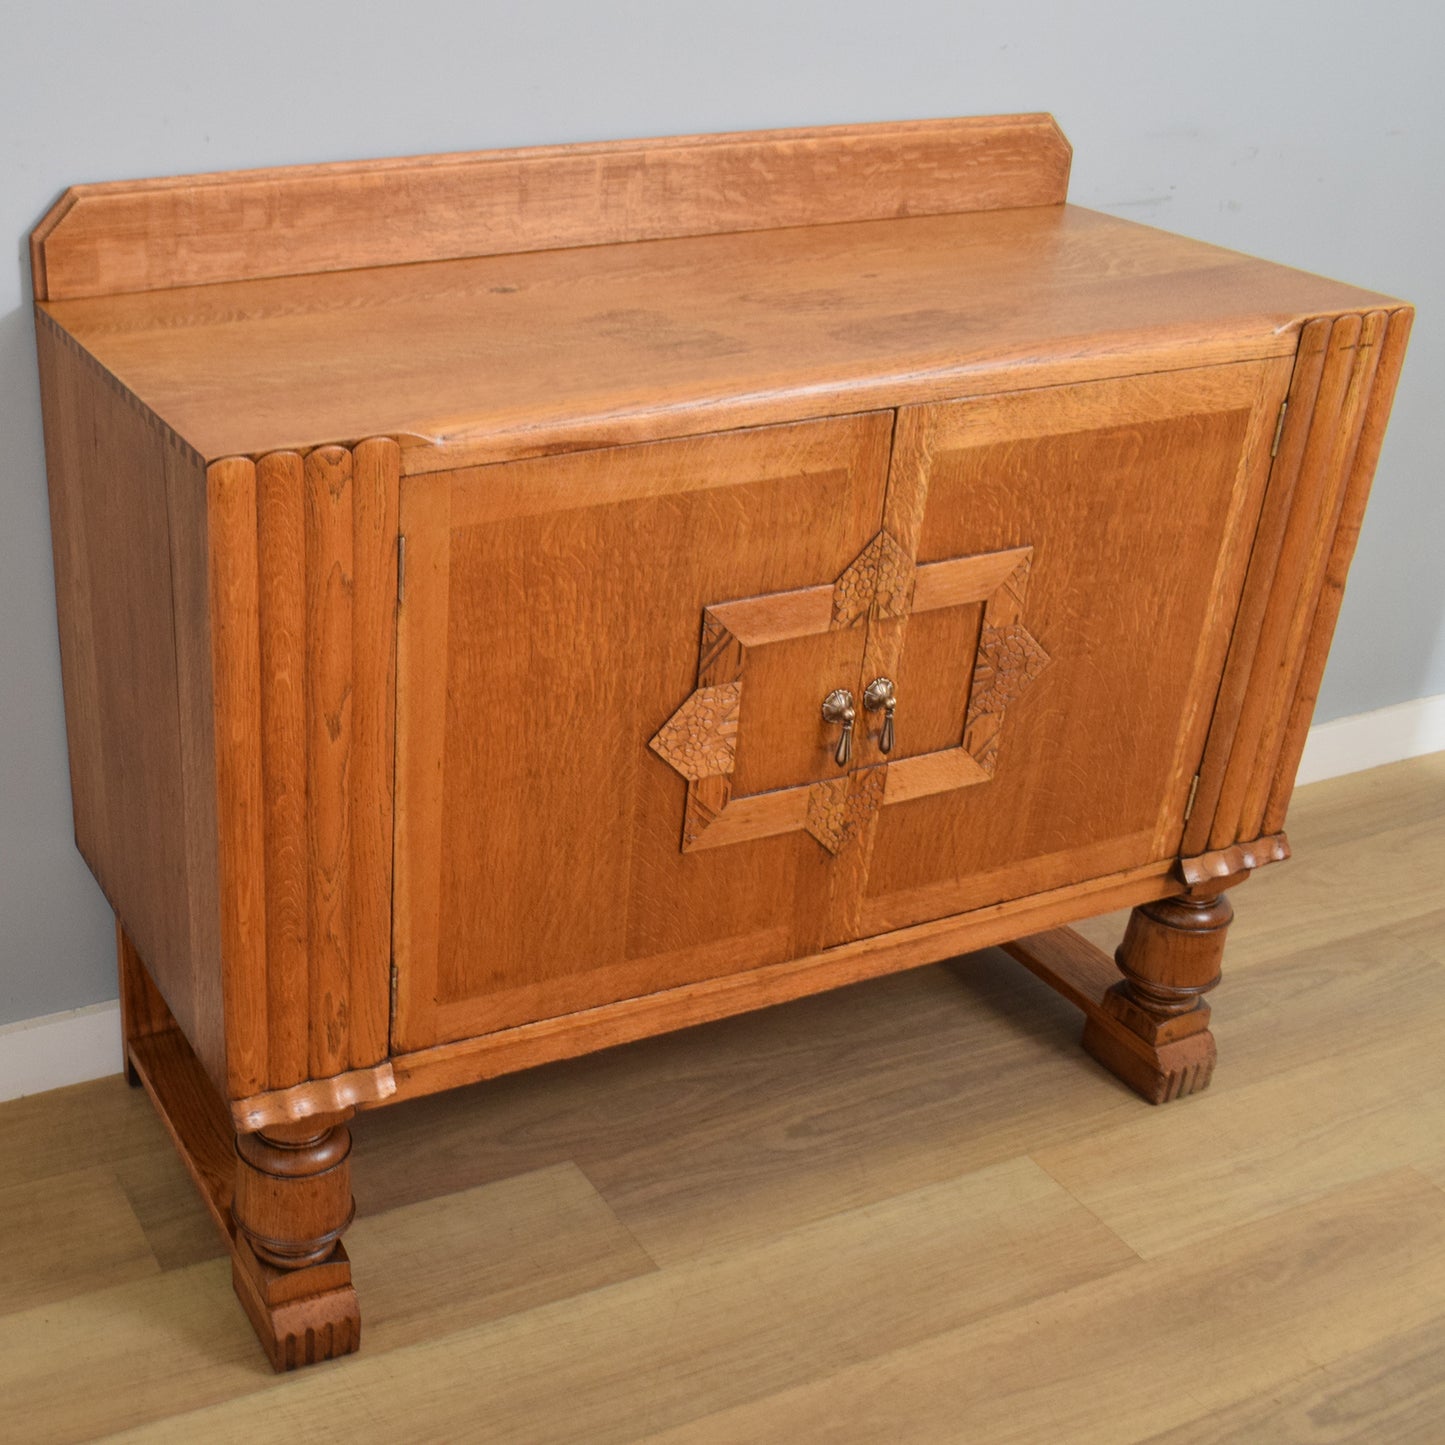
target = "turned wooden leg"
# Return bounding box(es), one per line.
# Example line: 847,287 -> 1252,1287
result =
114,950 -> 368,1372
1002,875 -> 1247,1106
1081,886 -> 1232,1103
231,1109 -> 361,1370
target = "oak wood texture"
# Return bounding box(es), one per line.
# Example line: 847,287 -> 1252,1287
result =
31,117 -> 1414,1372
1177,830 -> 1290,886
230,1242 -> 359,1373
36,314 -> 225,1088
127,1026 -> 237,1249
1097,890 -> 1230,1102
207,440 -> 400,1100
232,1113 -> 354,1269
1004,903 -> 1229,1107
125,987 -> 362,1372
386,860 -> 1182,1105
1,756 -> 1441,1441
1263,307 -> 1415,833
229,1105 -> 361,1367
392,413 -> 897,1050
31,114 -> 1073,302
1181,307 -> 1414,857
116,920 -> 173,1087
38,208 -> 1398,470
386,356 -> 1305,1083
230,1065 -> 397,1135
646,539 -> 1040,854
858,360 -> 1291,938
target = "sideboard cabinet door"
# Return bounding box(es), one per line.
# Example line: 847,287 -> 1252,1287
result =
393,413 -> 894,1050
855,360 -> 1293,935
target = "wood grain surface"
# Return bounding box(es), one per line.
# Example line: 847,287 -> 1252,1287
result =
859,360 -> 1291,937
385,860 -> 1180,1103
1186,307 -> 1413,857
31,114 -> 1072,301
205,440 -> 400,1099
392,414 -> 894,1052
39,206 -> 1396,467
36,315 -> 227,1087
29,117 -> 1415,1386
0,754 -> 1440,1442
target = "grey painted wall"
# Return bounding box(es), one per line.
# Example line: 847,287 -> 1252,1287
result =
2,2 -> 1441,1026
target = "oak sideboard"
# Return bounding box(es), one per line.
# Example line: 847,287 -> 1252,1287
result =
32,115 -> 1410,1369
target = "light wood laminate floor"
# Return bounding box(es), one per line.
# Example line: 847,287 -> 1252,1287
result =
3,755 -> 1443,1443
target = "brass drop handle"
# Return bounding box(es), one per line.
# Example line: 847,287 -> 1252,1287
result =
864,676 -> 897,755
821,688 -> 856,768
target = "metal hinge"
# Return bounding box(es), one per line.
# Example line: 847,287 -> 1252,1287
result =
389,961 -> 399,1021
1183,772 -> 1201,822
1270,401 -> 1289,458
397,534 -> 407,607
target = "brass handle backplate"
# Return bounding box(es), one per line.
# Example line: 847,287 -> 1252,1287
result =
821,688 -> 856,768
864,676 -> 897,755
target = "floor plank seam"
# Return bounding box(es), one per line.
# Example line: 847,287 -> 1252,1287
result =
564,1157 -> 668,1275
1025,1153 -> 1150,1263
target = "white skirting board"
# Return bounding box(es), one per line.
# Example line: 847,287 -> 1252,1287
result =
2,693 -> 1442,1104
1294,691 -> 1445,786
0,1000 -> 123,1103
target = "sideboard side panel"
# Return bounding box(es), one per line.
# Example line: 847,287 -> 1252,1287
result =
1191,306 -> 1413,852
36,315 -> 226,1084
1263,307 -> 1413,830
164,434 -> 226,1088
1178,320 -> 1332,858
208,440 -> 399,1099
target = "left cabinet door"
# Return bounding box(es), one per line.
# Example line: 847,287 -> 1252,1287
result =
392,413 -> 894,1051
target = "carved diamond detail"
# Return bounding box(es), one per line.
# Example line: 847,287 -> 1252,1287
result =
832,530 -> 913,627
964,621 -> 1050,773
805,768 -> 887,855
649,681 -> 742,781
652,538 -> 1050,854
869,531 -> 915,620
968,622 -> 1050,722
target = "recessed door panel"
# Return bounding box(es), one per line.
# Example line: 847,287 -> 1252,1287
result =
392,363 -> 1290,1052
856,360 -> 1292,934
392,413 -> 893,1050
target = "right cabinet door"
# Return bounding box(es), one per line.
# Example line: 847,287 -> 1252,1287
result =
857,359 -> 1292,936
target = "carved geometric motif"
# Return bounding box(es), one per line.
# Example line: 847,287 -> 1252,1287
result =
965,622 -> 1050,773
682,773 -> 733,850
650,536 -> 1050,854
805,767 -> 888,855
1001,549 -> 1033,599
697,611 -> 746,685
957,548 -> 1050,778
869,531 -> 916,620
648,681 -> 742,781
832,530 -> 913,627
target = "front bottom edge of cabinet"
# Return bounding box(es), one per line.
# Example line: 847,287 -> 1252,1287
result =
378,857 -> 1181,1109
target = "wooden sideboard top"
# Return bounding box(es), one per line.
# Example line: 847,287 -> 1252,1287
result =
33,116 -> 1398,469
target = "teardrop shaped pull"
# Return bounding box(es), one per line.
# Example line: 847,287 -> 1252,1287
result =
821,689 -> 856,769
864,677 -> 898,756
